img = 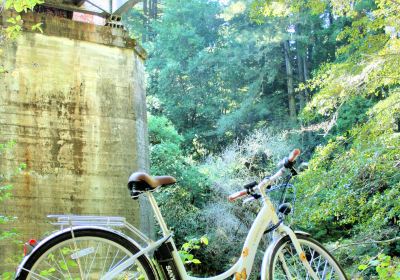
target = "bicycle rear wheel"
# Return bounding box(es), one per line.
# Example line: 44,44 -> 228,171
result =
268,234 -> 347,280
17,228 -> 156,280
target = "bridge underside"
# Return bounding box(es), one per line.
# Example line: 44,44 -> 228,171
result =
43,0 -> 141,17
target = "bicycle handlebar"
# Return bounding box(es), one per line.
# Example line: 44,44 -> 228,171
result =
228,190 -> 248,202
228,149 -> 301,202
288,149 -> 301,162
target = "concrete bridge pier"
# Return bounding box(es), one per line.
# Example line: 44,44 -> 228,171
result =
0,7 -> 152,271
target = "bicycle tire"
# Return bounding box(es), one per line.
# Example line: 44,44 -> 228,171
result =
268,234 -> 348,280
17,228 -> 156,280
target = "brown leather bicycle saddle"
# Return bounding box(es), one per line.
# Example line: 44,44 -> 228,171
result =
128,172 -> 176,191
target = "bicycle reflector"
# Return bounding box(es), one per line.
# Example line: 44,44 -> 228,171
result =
24,239 -> 37,256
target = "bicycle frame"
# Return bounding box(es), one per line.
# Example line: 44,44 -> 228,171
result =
101,185 -> 319,280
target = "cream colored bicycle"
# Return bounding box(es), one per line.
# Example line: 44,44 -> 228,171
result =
16,149 -> 348,280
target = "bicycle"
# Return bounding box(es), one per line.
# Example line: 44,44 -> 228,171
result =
15,149 -> 348,280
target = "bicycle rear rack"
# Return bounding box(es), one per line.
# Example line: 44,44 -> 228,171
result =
47,215 -> 153,246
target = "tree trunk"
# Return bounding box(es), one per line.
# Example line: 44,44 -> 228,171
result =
284,40 -> 297,121
153,0 -> 158,19
142,0 -> 148,42
149,0 -> 152,18
301,47 -> 312,145
296,43 -> 305,111
302,50 -> 310,101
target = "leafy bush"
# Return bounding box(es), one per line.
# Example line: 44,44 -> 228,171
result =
1,0 -> 44,39
193,129 -> 301,275
178,236 -> 208,265
149,113 -> 302,276
295,64 -> 400,277
148,114 -> 209,244
358,254 -> 400,279
0,140 -> 26,278
332,96 -> 376,136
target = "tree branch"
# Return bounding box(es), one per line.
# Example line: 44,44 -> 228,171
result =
332,236 -> 400,251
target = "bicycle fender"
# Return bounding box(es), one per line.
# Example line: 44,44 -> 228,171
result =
260,231 -> 311,280
14,226 -> 154,279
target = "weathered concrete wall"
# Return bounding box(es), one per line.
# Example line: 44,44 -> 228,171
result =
0,12 -> 149,269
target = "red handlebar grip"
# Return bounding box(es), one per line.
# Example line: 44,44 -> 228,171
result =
228,190 -> 247,202
288,149 -> 301,162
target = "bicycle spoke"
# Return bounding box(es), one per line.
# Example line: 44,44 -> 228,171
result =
278,253 -> 294,280
315,253 -> 322,277
328,266 -> 334,280
320,259 -> 328,279
22,234 -> 151,280
271,237 -> 345,280
128,272 -> 141,280
308,246 -> 317,267
100,243 -> 112,277
81,241 -> 90,278
84,242 -> 100,279
108,248 -> 120,272
110,255 -> 130,271
71,230 -> 85,280
58,247 -> 72,280
287,246 -> 303,279
43,257 -> 68,279
21,267 -> 55,280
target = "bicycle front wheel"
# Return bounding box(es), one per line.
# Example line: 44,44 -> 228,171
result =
17,228 -> 156,280
268,234 -> 347,280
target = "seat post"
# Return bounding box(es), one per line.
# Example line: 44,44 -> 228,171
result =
146,191 -> 170,237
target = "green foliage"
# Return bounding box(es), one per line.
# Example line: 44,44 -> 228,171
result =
148,112 -> 301,275
1,0 -> 43,78
296,92 -> 400,232
1,0 -> 44,39
0,142 -> 16,216
0,15 -> 25,266
301,0 -> 400,122
287,0 -> 400,276
148,114 -> 183,146
358,254 -> 400,279
1,271 -> 13,280
0,140 -> 26,276
142,0 -> 337,153
5,0 -> 43,12
31,22 -> 43,33
0,141 -> 26,224
145,0 -> 224,152
149,114 -> 209,205
148,114 -> 209,242
332,96 -> 375,136
249,0 -> 374,20
192,129 -> 301,274
5,15 -> 23,39
374,254 -> 400,280
0,185 -> 13,203
123,10 -> 145,40
178,236 -> 208,265
136,0 -> 400,277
